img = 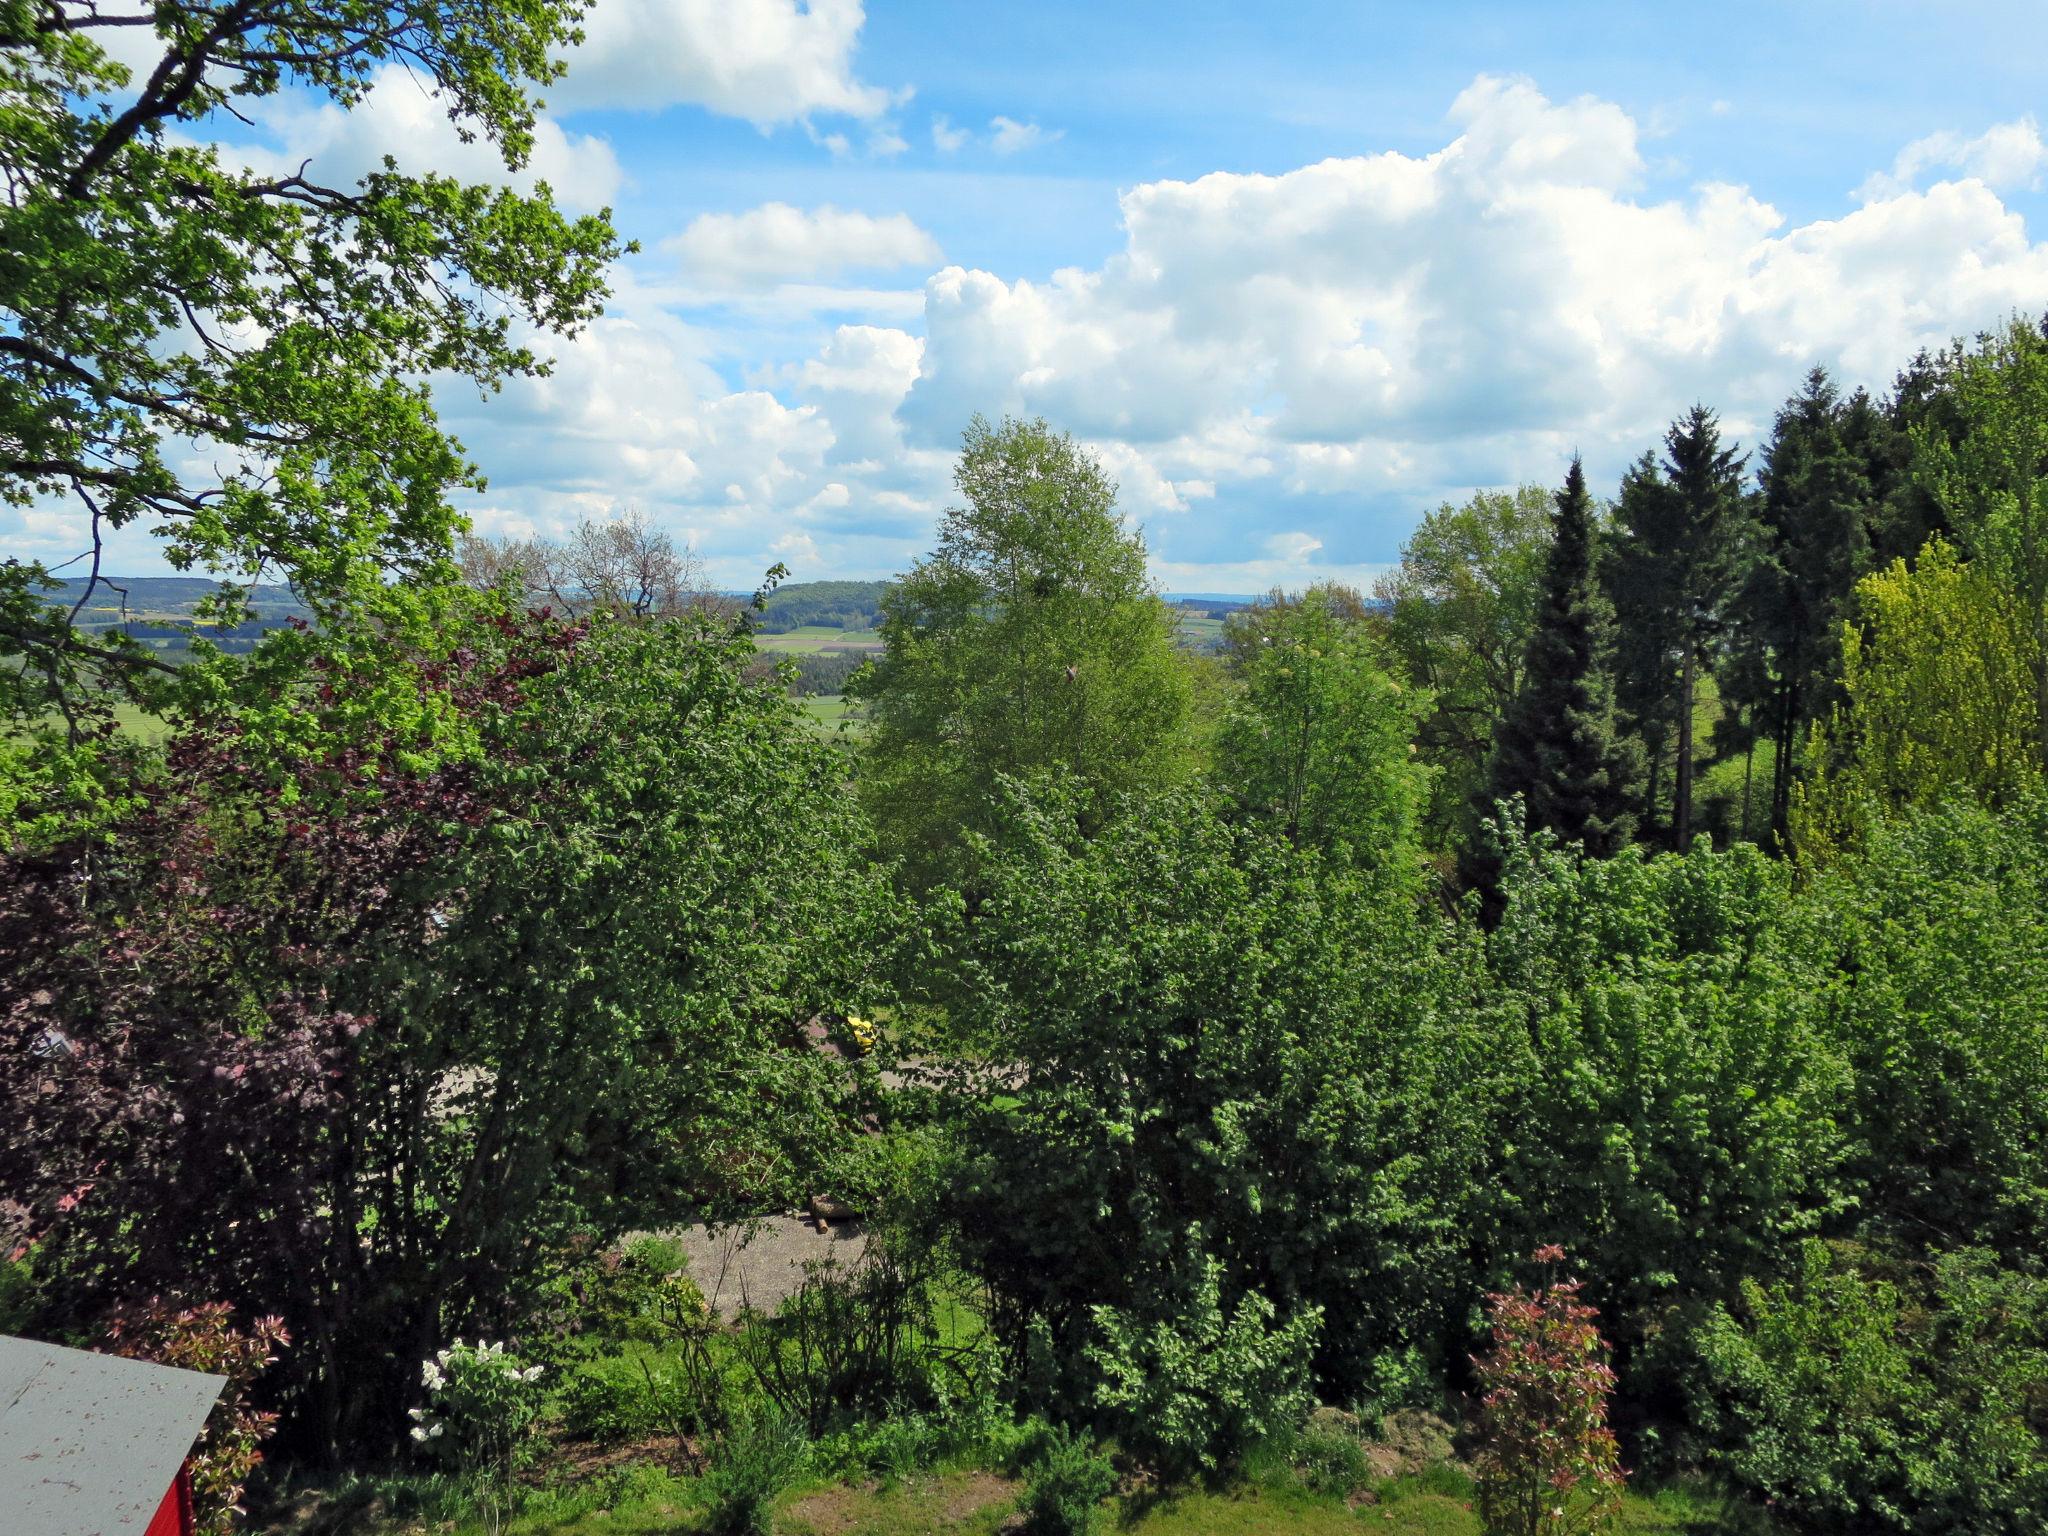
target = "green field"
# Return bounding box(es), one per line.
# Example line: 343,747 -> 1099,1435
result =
799,693 -> 865,730
754,624 -> 884,654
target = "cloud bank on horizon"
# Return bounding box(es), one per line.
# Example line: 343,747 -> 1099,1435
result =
15,0 -> 2048,595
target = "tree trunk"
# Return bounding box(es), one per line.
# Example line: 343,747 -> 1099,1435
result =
1643,730 -> 1663,847
1770,699 -> 1796,854
1740,719 -> 1755,845
1675,650 -> 1695,850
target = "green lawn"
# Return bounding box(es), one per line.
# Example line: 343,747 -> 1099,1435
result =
333,1464 -> 1771,1536
9,698 -> 170,745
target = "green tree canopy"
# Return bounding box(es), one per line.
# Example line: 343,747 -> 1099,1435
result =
1915,315 -> 2048,772
853,415 -> 1192,883
1725,369 -> 1878,846
1375,484 -> 1552,849
3,601 -> 894,1453
0,0 -> 622,724
1606,407 -> 1749,847
1794,539 -> 2041,860
1216,583 -> 1430,871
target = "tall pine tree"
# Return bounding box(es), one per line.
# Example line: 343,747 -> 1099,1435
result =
1481,458 -> 1641,856
1726,369 -> 1875,848
1606,406 -> 1748,848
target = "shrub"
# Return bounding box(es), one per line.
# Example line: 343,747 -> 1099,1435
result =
0,609 -> 896,1457
1286,1417 -> 1372,1497
102,1299 -> 288,1536
1020,1424 -> 1117,1536
735,1243 -> 988,1435
409,1340 -> 547,1481
700,1410 -> 809,1536
1794,795 -> 2048,1255
1086,1244 -> 1321,1482
1470,1247 -> 1625,1536
560,1353 -> 671,1445
1690,1240 -> 2048,1534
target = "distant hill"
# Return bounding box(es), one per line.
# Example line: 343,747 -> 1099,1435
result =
752,579 -> 890,633
48,575 -> 310,623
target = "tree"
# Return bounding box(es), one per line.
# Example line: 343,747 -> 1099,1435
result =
1793,793 -> 2048,1255
922,783 -> 1509,1408
1377,486 -> 1553,849
1793,540 -> 2040,862
460,508 -> 706,620
1916,316 -> 2048,772
852,416 -> 1192,883
1605,408 -> 1748,848
0,0 -> 621,724
2,604 -> 895,1455
1477,459 -> 1639,870
1486,829 -> 1846,1349
1725,370 -> 1875,847
1215,584 -> 1430,870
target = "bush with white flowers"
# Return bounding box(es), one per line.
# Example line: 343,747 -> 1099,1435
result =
409,1339 -> 547,1479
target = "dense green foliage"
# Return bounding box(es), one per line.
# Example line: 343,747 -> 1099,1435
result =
1216,584 -> 1430,869
1605,408 -> 1748,848
1378,485 -> 1552,846
854,416 -> 1192,885
920,785 -> 1504,1414
1691,1241 -> 2048,1534
0,0 -> 620,723
3,603 -> 892,1455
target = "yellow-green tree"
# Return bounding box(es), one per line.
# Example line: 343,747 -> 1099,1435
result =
1793,540 -> 2040,860
1914,317 -> 2048,770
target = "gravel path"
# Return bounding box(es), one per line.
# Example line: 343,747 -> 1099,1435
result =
673,1216 -> 869,1317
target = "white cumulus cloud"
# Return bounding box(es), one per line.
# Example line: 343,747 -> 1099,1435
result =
551,0 -> 896,123
899,73 -> 2048,545
1856,115 -> 2048,202
668,203 -> 941,285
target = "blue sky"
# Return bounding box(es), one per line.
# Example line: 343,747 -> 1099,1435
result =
26,0 -> 2048,592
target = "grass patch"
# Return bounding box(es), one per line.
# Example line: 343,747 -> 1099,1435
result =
266,1460 -> 1769,1536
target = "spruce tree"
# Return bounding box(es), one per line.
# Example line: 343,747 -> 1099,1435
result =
1726,369 -> 1875,846
1482,458 -> 1641,857
1605,453 -> 1683,840
1605,407 -> 1748,848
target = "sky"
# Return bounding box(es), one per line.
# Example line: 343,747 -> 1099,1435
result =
24,0 -> 2048,594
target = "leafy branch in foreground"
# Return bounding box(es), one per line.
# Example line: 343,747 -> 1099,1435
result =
0,0 -> 623,720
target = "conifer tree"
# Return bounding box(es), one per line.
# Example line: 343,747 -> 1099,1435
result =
1605,408 -> 1748,848
1727,370 -> 1875,846
1480,459 -> 1640,858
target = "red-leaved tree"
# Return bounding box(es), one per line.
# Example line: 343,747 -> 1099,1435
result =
2,603 -> 894,1457
1471,1245 -> 1626,1536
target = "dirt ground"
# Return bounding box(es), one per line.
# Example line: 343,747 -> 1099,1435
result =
671,1215 -> 870,1316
